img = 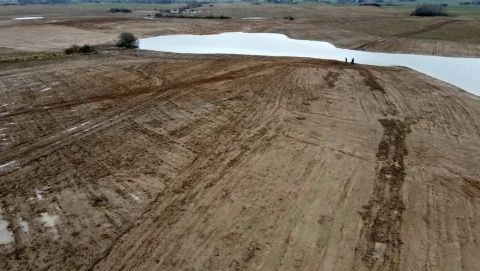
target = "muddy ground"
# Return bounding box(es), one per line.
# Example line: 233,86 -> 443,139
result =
0,49 -> 479,270
1,3 -> 480,271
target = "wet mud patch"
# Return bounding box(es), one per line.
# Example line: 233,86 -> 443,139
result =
358,68 -> 398,116
322,71 -> 341,88
359,68 -> 385,94
357,118 -> 413,270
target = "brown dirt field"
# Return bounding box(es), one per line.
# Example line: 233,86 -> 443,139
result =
350,19 -> 480,56
357,37 -> 480,57
1,4 -> 480,56
0,50 -> 480,270
1,4 -> 480,271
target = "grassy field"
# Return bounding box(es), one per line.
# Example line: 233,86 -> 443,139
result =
1,1 -> 480,55
386,3 -> 480,18
0,3 -> 184,19
328,3 -> 480,41
2,2 -> 480,19
446,5 -> 480,18
409,19 -> 480,42
341,17 -> 445,37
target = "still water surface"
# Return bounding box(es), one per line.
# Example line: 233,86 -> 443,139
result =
139,32 -> 480,96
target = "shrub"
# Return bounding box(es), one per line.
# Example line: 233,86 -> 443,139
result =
361,3 -> 381,6
109,8 -> 132,13
410,4 -> 448,16
64,45 -> 80,55
79,44 -> 95,54
64,44 -> 96,55
117,32 -> 139,48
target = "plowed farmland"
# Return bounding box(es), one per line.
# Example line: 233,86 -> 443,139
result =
1,50 -> 480,271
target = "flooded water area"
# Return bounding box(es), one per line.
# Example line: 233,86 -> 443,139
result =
139,32 -> 480,96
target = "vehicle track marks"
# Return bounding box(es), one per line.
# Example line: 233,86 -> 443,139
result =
353,20 -> 457,51
356,118 -> 414,270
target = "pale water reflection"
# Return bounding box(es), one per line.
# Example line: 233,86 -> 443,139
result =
139,32 -> 480,96
12,17 -> 43,20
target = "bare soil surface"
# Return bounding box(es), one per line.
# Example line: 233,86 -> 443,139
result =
356,37 -> 480,57
2,5 -> 480,56
1,4 -> 480,271
0,50 -> 480,270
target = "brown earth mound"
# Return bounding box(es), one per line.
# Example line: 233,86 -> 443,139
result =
0,51 -> 480,271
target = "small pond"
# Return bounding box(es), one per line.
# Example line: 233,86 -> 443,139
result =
139,32 -> 480,96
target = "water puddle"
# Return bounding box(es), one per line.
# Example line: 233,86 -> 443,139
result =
139,32 -> 480,96
12,17 -> 44,20
241,17 -> 269,20
0,206 -> 14,245
39,212 -> 60,240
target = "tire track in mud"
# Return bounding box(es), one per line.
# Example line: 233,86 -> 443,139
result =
0,63 -> 274,176
0,63 -> 271,119
353,20 -> 456,51
86,66 -> 289,271
356,118 -> 413,270
357,67 -> 399,117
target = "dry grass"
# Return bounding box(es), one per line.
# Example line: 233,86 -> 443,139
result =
409,20 -> 480,43
204,3 -> 402,19
341,17 -> 445,37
